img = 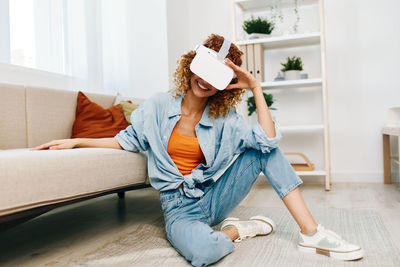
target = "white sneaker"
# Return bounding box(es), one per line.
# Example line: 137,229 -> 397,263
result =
298,224 -> 364,261
220,215 -> 275,242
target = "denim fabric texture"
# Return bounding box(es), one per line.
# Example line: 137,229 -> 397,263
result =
115,92 -> 282,198
160,147 -> 303,267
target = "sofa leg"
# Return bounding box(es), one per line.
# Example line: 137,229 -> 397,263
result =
117,191 -> 125,199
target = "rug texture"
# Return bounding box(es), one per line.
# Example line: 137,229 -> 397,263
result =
72,207 -> 400,267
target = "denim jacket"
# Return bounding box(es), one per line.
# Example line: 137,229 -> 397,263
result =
115,92 -> 282,198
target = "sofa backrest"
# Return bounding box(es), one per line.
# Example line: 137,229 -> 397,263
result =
0,83 -> 26,149
0,83 -> 143,149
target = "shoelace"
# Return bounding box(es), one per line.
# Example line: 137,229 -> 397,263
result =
234,222 -> 258,243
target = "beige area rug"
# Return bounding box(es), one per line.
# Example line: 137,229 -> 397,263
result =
72,207 -> 400,267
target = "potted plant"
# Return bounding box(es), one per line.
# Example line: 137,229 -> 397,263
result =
243,16 -> 274,39
247,93 -> 276,121
280,56 -> 303,80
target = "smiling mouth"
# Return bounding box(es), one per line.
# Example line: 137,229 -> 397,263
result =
197,80 -> 210,91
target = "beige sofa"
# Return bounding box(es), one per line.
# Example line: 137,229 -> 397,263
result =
0,83 -> 149,229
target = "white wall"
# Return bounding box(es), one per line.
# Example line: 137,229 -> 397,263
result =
324,0 -> 400,182
124,0 -> 169,98
165,0 -> 400,183
0,0 -> 10,63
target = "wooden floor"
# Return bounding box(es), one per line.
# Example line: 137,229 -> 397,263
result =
0,178 -> 399,266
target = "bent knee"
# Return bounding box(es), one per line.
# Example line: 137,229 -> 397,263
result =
171,230 -> 234,267
190,235 -> 235,266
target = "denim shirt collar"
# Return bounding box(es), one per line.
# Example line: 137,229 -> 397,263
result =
168,94 -> 213,127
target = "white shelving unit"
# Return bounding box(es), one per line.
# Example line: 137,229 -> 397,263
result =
235,32 -> 321,48
235,0 -> 318,10
260,78 -> 322,90
279,124 -> 324,132
232,0 -> 331,190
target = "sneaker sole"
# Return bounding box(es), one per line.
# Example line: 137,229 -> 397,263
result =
297,244 -> 364,261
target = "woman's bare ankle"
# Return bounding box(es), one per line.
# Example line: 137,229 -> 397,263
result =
300,223 -> 318,235
221,226 -> 239,241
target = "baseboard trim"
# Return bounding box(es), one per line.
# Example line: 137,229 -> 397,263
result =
258,172 -> 387,184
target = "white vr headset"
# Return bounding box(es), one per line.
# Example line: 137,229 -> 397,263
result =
190,38 -> 235,90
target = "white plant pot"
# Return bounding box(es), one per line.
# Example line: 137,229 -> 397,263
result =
284,70 -> 301,80
247,33 -> 271,39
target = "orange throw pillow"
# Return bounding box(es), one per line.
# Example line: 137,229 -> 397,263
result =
71,91 -> 129,138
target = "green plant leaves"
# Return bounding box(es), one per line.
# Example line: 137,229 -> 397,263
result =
243,16 -> 274,34
280,56 -> 303,72
247,92 -> 276,117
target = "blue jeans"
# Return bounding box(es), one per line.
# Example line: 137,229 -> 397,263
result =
159,147 -> 303,267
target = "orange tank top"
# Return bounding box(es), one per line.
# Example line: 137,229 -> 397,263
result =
167,127 -> 206,176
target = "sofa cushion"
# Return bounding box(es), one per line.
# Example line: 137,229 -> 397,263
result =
0,148 -> 147,216
72,92 -> 129,138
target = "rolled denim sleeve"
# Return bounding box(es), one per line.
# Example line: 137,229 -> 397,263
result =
114,104 -> 149,152
229,110 -> 282,154
252,120 -> 282,153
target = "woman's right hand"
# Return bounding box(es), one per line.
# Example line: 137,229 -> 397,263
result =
30,138 -> 80,150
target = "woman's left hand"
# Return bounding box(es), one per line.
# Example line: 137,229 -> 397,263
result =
224,58 -> 261,92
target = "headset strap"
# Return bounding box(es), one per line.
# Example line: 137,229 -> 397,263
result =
217,38 -> 231,60
194,38 -> 231,60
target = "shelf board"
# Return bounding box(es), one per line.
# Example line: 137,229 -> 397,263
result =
260,170 -> 326,177
235,0 -> 318,11
235,32 -> 320,49
279,124 -> 325,132
260,78 -> 322,90
296,170 -> 326,176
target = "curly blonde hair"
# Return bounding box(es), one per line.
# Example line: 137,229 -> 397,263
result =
171,34 -> 245,119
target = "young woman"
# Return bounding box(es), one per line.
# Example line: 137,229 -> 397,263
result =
32,34 -> 363,266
